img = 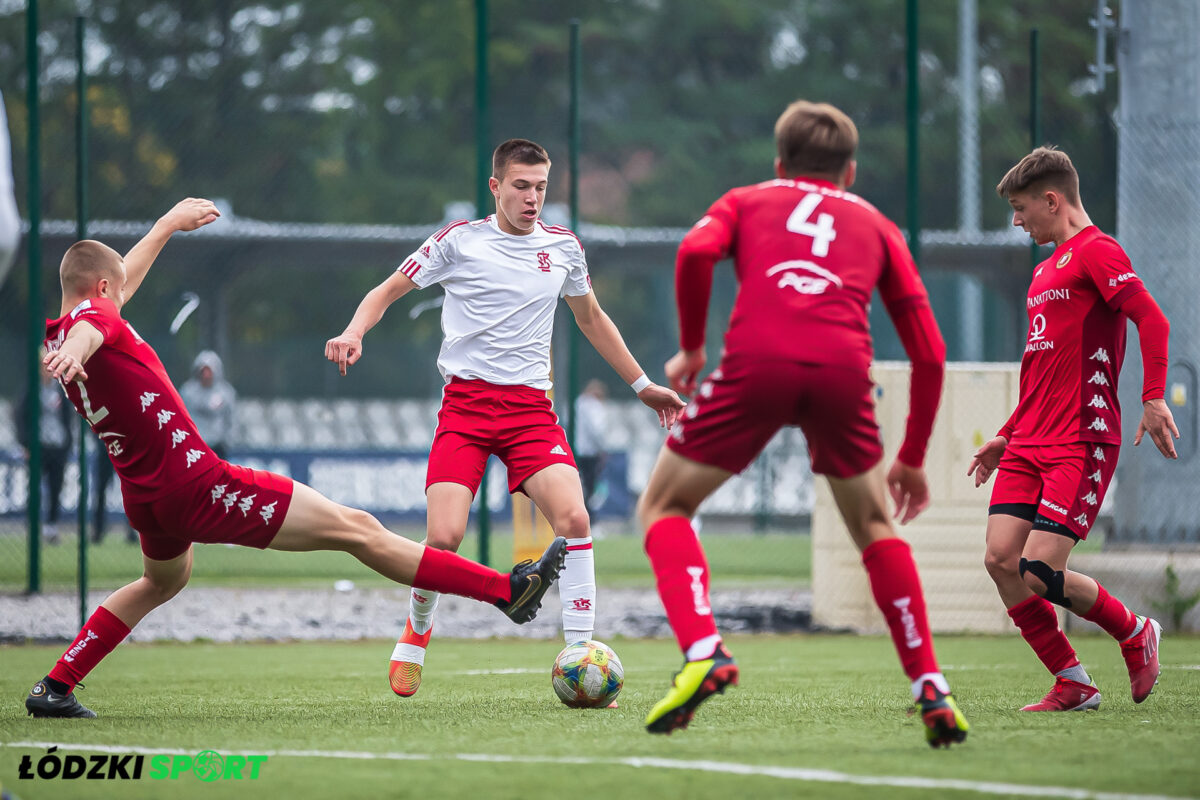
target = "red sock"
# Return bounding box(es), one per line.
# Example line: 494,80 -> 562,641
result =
861,538 -> 939,681
644,516 -> 719,655
1007,595 -> 1080,674
1081,582 -> 1137,641
413,546 -> 510,604
48,606 -> 131,692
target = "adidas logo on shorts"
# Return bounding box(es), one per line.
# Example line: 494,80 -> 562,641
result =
550,445 -> 567,456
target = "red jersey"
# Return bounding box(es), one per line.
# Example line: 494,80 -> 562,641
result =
1006,226 -> 1145,446
45,297 -> 219,501
677,178 -> 933,368
675,178 -> 946,466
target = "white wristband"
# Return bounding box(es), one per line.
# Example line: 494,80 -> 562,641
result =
630,374 -> 651,393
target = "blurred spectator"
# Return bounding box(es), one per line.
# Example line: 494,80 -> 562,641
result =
573,379 -> 608,523
16,365 -> 74,545
0,90 -> 19,285
180,350 -> 237,460
91,447 -> 135,545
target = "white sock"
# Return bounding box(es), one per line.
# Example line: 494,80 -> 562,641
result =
1056,664 -> 1091,685
911,672 -> 951,700
559,537 -> 595,642
685,634 -> 722,662
408,587 -> 440,636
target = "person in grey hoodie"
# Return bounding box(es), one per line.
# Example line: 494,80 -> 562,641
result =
179,350 -> 237,460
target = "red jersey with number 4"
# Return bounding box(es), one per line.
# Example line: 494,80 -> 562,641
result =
680,178 -> 932,369
1008,226 -> 1145,446
44,297 -> 219,501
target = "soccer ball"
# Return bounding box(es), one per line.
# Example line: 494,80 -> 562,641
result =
551,640 -> 624,708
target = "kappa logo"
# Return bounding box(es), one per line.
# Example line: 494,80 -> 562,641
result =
238,494 -> 257,516
184,448 -> 205,468
139,392 -> 160,412
223,491 -> 241,512
1083,491 -> 1099,506
260,501 -> 278,525
1093,447 -> 1105,461
1089,470 -> 1103,482
156,409 -> 176,429
211,484 -> 228,503
1088,371 -> 1110,387
1074,514 -> 1090,529
1088,395 -> 1109,410
1090,347 -> 1111,363
549,444 -> 567,456
536,251 -> 553,272
170,429 -> 189,448
1089,417 -> 1110,432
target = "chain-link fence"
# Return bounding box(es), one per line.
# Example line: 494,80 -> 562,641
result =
4,1 -> 1197,638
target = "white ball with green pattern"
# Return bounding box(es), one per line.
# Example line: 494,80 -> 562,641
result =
551,640 -> 624,708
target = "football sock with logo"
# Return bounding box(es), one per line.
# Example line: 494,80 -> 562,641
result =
412,546 -> 510,605
47,606 -> 131,692
861,537 -> 940,681
1081,582 -> 1138,641
644,516 -> 719,657
559,537 -> 596,643
407,588 -> 440,636
1007,595 -> 1081,674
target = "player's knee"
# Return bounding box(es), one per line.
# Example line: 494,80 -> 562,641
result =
554,506 -> 590,539
983,548 -> 1020,582
1019,557 -> 1072,608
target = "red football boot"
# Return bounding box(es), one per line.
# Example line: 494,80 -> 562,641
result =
1021,676 -> 1102,711
1120,616 -> 1162,703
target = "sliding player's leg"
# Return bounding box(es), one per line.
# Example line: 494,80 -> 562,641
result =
637,447 -> 739,734
26,545 -> 193,718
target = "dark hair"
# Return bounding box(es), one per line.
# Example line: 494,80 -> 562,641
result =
774,100 -> 858,177
996,146 -> 1080,204
492,138 -> 550,179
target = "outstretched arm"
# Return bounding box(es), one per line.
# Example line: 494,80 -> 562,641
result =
325,271 -> 417,376
565,291 -> 684,429
122,198 -> 220,306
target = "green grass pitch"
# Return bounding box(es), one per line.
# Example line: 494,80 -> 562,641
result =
2,634 -> 1198,799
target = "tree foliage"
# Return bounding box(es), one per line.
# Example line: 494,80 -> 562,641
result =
0,0 -> 1117,229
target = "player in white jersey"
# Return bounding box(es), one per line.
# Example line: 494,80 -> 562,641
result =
326,139 -> 684,698
0,90 -> 21,285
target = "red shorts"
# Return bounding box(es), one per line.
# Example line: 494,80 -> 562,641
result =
427,378 -> 576,495
122,461 -> 294,561
989,442 -> 1118,540
666,359 -> 882,478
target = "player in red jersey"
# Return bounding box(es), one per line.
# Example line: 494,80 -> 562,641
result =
326,139 -> 684,698
637,100 -> 968,747
968,147 -> 1176,712
23,199 -> 568,720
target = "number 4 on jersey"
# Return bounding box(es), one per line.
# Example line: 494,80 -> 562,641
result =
786,193 -> 837,257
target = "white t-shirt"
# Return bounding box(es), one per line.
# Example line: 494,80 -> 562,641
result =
399,216 -> 592,390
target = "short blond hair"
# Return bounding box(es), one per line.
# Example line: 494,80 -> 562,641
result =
60,240 -> 122,297
996,146 -> 1080,204
774,100 -> 858,177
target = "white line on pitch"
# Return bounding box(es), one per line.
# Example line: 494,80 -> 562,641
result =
446,667 -> 541,675
2,741 -> 1193,800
